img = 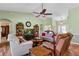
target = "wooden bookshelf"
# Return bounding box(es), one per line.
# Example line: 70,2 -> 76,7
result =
16,23 -> 24,36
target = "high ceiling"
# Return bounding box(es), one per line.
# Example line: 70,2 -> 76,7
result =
0,3 -> 79,19
0,3 -> 79,13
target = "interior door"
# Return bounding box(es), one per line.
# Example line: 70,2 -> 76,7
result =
1,25 -> 9,38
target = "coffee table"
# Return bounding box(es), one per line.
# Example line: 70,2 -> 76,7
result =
30,46 -> 52,56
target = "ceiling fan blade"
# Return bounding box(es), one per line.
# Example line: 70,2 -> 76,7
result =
33,12 -> 40,14
44,13 -> 52,15
36,15 -> 41,17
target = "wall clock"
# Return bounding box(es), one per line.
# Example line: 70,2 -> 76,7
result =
26,21 -> 31,27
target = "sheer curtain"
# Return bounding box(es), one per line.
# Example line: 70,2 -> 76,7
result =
58,25 -> 67,34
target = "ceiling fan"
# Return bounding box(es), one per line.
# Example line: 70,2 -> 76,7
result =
33,3 -> 52,17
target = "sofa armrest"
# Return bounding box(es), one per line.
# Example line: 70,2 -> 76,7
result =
20,41 -> 33,45
42,42 -> 54,50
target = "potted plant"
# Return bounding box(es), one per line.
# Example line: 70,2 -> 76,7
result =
23,29 -> 35,41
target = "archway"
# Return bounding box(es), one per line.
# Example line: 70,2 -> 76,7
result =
0,19 -> 12,42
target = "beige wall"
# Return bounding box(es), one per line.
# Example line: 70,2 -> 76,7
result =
68,7 -> 79,35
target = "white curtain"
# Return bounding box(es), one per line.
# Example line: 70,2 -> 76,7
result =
58,25 -> 67,34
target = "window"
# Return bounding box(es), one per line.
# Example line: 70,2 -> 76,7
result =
58,25 -> 67,34
62,25 -> 67,33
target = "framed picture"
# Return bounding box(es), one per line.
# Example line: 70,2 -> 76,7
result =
26,21 -> 31,27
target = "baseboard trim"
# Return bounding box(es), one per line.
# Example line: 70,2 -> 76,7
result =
71,42 -> 79,45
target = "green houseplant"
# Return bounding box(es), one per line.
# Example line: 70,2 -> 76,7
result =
23,29 -> 35,40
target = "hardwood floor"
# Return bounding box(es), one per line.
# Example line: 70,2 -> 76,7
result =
1,37 -> 7,42
0,43 -> 78,56
0,37 -> 79,56
69,44 -> 79,56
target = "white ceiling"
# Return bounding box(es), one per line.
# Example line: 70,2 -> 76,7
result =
0,3 -> 79,19
0,3 -> 79,13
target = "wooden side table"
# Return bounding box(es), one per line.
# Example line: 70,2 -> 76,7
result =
30,46 -> 52,56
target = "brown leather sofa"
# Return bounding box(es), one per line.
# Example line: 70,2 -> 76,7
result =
30,32 -> 73,56
55,32 -> 73,55
56,33 -> 73,44
42,32 -> 73,56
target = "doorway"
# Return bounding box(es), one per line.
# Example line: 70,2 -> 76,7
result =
0,19 -> 11,42
1,25 -> 9,38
